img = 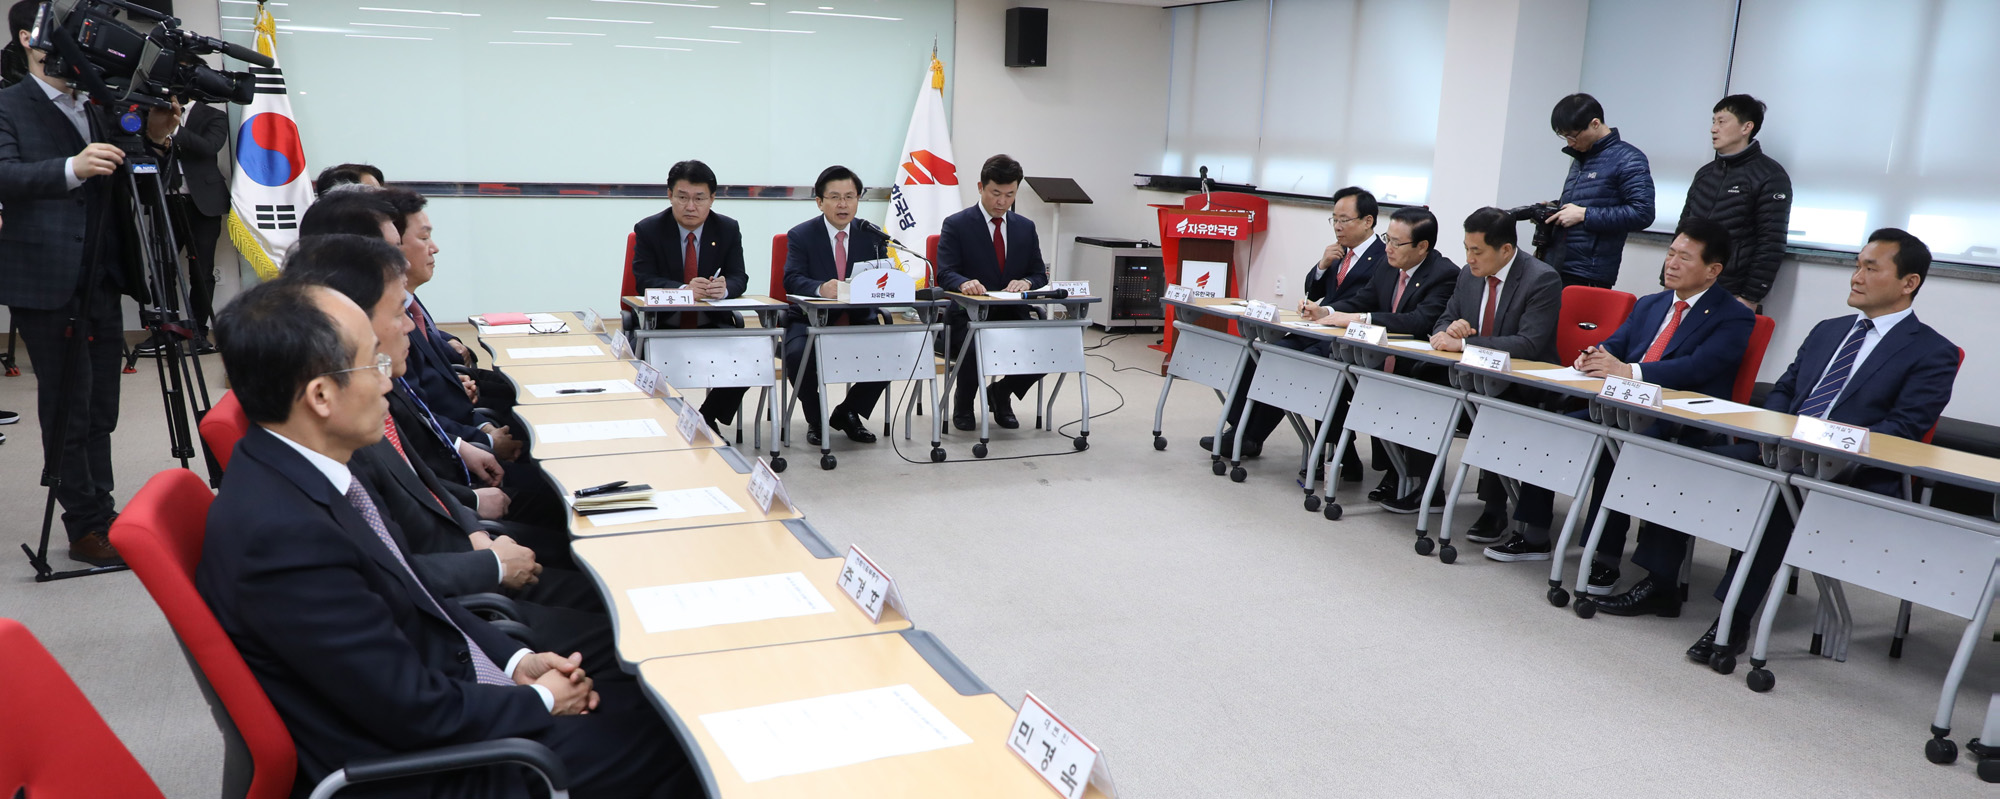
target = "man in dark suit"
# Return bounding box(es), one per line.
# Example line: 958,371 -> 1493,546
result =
783,165 -> 891,446
281,234 -> 613,671
631,159 -> 751,428
937,154 -> 1047,430
1306,186 -> 1385,311
202,280 -> 689,798
0,1 -> 145,566
1426,207 -> 1564,558
1596,229 -> 1958,666
1515,219 -> 1753,589
1307,206 -> 1461,508
148,96 -> 227,352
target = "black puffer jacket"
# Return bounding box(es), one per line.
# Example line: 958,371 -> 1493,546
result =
1679,141 -> 1793,304
1554,128 -> 1655,284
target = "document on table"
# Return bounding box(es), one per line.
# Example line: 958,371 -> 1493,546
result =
703,298 -> 769,307
983,291 -> 1023,300
626,572 -> 836,634
533,418 -> 666,444
523,379 -> 640,399
1284,321 -> 1332,330
505,345 -> 604,359
476,313 -> 566,335
1664,397 -> 1763,415
1384,340 -> 1436,351
700,684 -> 974,783
1519,366 -> 1595,381
582,487 -> 745,526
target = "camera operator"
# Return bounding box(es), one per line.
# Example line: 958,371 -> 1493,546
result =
0,0 -> 147,566
1545,93 -> 1655,289
141,94 -> 228,354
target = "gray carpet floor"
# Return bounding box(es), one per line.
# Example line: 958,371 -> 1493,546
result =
3,331 -> 1995,798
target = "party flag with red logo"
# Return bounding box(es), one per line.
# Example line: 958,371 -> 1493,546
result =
225,1 -> 312,281
881,49 -> 956,287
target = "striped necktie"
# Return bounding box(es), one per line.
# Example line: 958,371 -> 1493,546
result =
1797,318 -> 1874,419
394,378 -> 472,484
343,478 -> 513,686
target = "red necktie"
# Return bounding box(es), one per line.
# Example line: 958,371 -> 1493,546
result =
834,230 -> 848,279
1479,275 -> 1501,335
1640,300 -> 1689,363
1384,270 -> 1412,373
681,231 -> 701,329
991,217 -> 1007,270
1336,248 -> 1356,284
381,416 -> 449,514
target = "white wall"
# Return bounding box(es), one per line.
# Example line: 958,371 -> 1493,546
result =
950,0 -> 1172,281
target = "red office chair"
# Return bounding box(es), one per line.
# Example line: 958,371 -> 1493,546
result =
619,230 -> 638,302
1,617 -> 169,798
768,233 -> 789,303
1731,314 -> 1777,405
201,390 -> 250,473
1555,286 -> 1637,366
925,234 -> 940,287
111,469 -> 569,799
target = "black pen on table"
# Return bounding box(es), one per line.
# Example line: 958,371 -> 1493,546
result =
557,387 -> 607,394
1685,399 -> 1714,405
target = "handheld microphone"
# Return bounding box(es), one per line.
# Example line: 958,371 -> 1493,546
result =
1020,288 -> 1070,301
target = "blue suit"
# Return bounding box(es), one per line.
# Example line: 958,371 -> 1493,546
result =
781,216 -> 892,426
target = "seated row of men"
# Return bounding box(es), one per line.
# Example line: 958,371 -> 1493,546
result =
628,155 -> 1052,442
1205,189 -> 1959,663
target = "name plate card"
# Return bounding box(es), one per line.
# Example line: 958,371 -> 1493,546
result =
1242,300 -> 1279,323
1791,414 -> 1871,454
745,458 -> 793,513
644,288 -> 695,306
1008,692 -> 1118,799
1343,321 -> 1387,345
835,545 -> 905,623
633,362 -> 668,398
675,402 -> 710,445
1599,374 -> 1663,408
607,332 -> 634,360
1163,284 -> 1193,303
836,267 -> 916,303
1461,345 -> 1511,372
579,307 -> 607,333
1048,280 -> 1091,297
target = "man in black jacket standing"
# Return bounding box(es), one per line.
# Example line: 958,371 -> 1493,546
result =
144,96 -> 227,352
1679,94 -> 1792,312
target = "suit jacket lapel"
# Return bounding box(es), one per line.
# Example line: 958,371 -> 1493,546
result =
26,84 -> 87,152
377,437 -> 456,525
1837,316 -> 1920,411
1663,291 -> 1725,357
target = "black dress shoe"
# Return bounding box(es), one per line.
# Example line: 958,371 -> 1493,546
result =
987,386 -> 1019,429
1463,511 -> 1507,544
806,428 -> 824,447
1197,432 -> 1262,459
1366,472 -> 1399,502
1594,576 -> 1681,618
829,408 -> 876,443
952,413 -> 976,431
1378,487 -> 1436,515
1686,619 -> 1747,664
0,409 -> 17,425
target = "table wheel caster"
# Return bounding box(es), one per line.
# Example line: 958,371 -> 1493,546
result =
1153,435 -> 1167,451
771,457 -> 787,473
1414,537 -> 1434,556
1074,436 -> 1089,451
1211,459 -> 1226,476
1229,465 -> 1246,482
1573,598 -> 1596,618
1438,543 -> 1456,564
929,447 -> 946,462
819,454 -> 837,470
1746,667 -> 1774,693
1925,731 -> 1957,765
1304,495 -> 1321,513
973,443 -> 988,459
1708,650 -> 1736,675
1548,586 -> 1570,608
1323,502 -> 1342,521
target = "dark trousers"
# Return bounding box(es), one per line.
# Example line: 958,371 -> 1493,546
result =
1559,272 -> 1613,290
783,318 -> 886,429
1222,336 -> 1362,467
945,306 -> 1042,415
11,275 -> 125,542
430,679 -> 696,799
166,195 -> 220,332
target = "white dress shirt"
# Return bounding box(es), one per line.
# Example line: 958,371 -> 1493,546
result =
1628,286 -> 1709,384
32,74 -> 89,191
266,429 -> 548,711
1827,305 -> 1915,405
1472,252 -> 1517,335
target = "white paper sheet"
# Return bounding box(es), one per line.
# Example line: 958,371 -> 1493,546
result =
533,418 -> 666,444
524,379 -> 641,399
582,487 -> 745,526
1664,397 -> 1763,415
703,298 -> 769,307
1519,366 -> 1595,381
505,345 -> 604,359
700,684 -> 974,783
983,291 -> 1023,300
478,322 -> 569,335
626,572 -> 835,634
1384,340 -> 1436,351
1284,321 -> 1332,330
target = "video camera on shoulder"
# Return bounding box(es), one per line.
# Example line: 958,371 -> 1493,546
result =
26,0 -> 269,139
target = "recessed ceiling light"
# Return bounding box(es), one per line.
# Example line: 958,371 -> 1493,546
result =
615,44 -> 694,50
346,34 -> 431,40
593,0 -> 718,7
350,22 -> 449,29
489,41 -> 574,46
358,7 -> 480,16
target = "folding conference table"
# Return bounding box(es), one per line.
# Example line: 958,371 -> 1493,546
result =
1150,297 -> 1268,462
939,291 -> 1100,457
539,448 -> 801,538
784,297 -> 948,470
483,332 -> 623,368
1317,334 -> 1471,543
1204,310 -> 1352,496
513,397 -> 719,461
624,295 -> 790,470
501,360 -> 678,407
467,311 -> 593,338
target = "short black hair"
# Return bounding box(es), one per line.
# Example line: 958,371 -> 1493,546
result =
282,234 -> 409,314
1867,228 -> 1932,298
297,190 -> 399,241
979,154 -> 1023,187
1713,94 -> 1767,140
312,163 -> 383,197
376,185 -> 427,231
1673,217 -> 1733,266
813,165 -> 863,198
1390,206 -> 1438,250
667,160 -> 718,194
9,0 -> 36,39
213,282 -> 355,425
1331,186 -> 1378,226
1463,206 -> 1518,249
1551,93 -> 1605,135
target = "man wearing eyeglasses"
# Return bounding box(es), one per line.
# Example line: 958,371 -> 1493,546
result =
1546,93 -> 1655,289
631,160 -> 750,430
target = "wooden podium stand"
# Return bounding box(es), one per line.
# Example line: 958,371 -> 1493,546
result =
1150,192 -> 1268,360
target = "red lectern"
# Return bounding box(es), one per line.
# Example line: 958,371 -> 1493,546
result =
1150,191 -> 1269,361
